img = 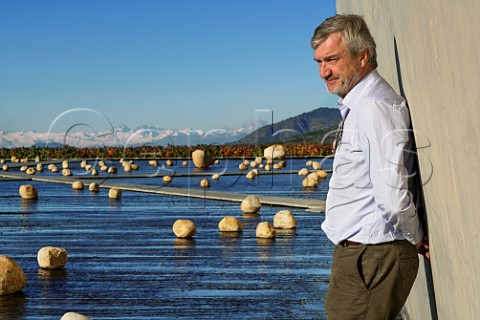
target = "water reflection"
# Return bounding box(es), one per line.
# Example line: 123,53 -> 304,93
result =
242,213 -> 261,219
256,238 -> 275,260
274,228 -> 297,237
109,199 -> 121,208
219,232 -> 242,258
219,231 -> 242,240
19,199 -> 38,212
172,238 -> 197,274
38,268 -> 68,280
37,268 -> 68,303
173,238 -> 196,249
240,214 -> 261,233
0,292 -> 26,320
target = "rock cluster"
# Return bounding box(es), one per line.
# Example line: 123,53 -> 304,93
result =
302,170 -> 328,187
316,170 -> 328,179
302,172 -> 321,187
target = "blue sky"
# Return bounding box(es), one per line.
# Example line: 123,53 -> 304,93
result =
0,0 -> 337,133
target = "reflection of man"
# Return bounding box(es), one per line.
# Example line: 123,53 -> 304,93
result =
311,14 -> 429,319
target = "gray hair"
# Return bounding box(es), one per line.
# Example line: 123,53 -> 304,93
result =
310,14 -> 378,68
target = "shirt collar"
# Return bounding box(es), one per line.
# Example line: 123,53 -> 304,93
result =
337,100 -> 349,120
340,69 -> 379,112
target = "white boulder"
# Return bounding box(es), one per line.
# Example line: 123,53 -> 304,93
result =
256,221 -> 276,239
302,172 -> 320,187
298,168 -> 309,176
173,220 -> 196,238
200,179 -> 210,188
192,150 -> 213,169
263,144 -> 285,160
89,183 -> 100,192
240,195 -> 261,214
273,210 -> 297,229
218,216 -> 243,232
19,184 -> 38,200
37,246 -> 67,269
0,256 -> 27,296
60,312 -> 92,320
312,161 -> 323,170
108,188 -> 122,200
72,181 -> 84,190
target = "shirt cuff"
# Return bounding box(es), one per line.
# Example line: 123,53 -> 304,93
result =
403,219 -> 424,245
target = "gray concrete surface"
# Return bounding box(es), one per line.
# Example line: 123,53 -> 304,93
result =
335,1 -> 480,319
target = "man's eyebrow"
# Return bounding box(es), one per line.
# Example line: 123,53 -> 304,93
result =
314,54 -> 341,62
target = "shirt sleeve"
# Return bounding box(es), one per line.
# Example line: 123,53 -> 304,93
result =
362,97 -> 424,245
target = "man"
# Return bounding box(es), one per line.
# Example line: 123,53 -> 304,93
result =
311,14 -> 430,319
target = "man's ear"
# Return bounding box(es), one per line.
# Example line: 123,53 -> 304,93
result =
358,49 -> 369,67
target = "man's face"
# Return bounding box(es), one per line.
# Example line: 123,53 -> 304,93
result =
313,32 -> 366,98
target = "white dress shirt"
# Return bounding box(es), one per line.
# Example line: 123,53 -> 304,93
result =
323,70 -> 424,245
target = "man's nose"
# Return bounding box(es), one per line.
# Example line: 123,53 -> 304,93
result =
319,63 -> 331,79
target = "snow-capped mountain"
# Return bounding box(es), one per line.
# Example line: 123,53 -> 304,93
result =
0,122 -> 263,148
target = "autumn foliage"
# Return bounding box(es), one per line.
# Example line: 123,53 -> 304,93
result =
0,143 -> 333,160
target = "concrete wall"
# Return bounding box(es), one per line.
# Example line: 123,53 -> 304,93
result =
335,1 -> 480,319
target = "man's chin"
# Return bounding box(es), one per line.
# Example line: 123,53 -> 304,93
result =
326,85 -> 344,97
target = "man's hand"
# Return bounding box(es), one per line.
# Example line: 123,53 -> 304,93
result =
416,236 -> 430,259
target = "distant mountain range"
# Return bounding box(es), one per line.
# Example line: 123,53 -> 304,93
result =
0,107 -> 340,148
234,107 -> 340,145
0,124 -> 258,148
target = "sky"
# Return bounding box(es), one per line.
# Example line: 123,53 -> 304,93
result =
0,0 -> 337,134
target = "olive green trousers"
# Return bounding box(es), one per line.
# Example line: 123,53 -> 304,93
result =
325,240 -> 419,320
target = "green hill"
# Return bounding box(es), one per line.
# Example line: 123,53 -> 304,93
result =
234,107 -> 340,145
